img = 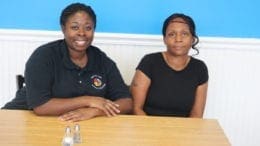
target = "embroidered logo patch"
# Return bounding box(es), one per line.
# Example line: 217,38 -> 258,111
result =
91,75 -> 106,89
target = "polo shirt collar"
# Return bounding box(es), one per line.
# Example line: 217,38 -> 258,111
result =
61,40 -> 96,72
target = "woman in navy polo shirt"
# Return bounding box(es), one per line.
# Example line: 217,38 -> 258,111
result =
3,3 -> 132,122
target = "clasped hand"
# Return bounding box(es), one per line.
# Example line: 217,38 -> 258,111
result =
87,96 -> 120,116
59,96 -> 120,122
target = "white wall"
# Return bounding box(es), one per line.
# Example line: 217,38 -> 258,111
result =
1,29 -> 260,146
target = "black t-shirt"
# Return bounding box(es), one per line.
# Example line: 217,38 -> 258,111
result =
3,39 -> 130,110
137,52 -> 208,117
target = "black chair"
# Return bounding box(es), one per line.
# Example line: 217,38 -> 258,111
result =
16,75 -> 25,90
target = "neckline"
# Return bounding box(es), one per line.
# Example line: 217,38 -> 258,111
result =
161,52 -> 191,72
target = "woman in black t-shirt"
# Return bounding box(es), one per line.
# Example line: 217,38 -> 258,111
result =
131,13 -> 208,118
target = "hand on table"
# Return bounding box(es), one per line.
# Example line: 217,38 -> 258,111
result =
59,107 -> 101,122
87,96 -> 120,117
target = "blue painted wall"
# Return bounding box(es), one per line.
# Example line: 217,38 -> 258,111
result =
1,0 -> 259,38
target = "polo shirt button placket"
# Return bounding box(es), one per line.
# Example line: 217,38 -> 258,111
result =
78,71 -> 82,84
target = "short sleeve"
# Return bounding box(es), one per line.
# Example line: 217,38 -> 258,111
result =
105,61 -> 131,101
197,60 -> 209,85
25,47 -> 53,109
136,54 -> 153,79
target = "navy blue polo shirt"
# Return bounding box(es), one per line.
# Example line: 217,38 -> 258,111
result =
3,39 -> 130,110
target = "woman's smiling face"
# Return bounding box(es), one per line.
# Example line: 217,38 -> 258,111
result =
62,11 -> 95,53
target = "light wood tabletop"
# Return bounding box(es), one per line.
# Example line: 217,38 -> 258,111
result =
0,109 -> 230,146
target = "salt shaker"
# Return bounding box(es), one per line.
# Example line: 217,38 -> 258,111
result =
62,126 -> 74,146
73,124 -> 82,143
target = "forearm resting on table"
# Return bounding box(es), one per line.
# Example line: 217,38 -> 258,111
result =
78,97 -> 133,117
33,96 -> 98,116
84,97 -> 133,117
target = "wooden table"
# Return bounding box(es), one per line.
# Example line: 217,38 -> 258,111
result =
0,110 -> 230,146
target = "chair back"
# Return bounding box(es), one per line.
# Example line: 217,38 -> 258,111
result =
16,75 -> 25,90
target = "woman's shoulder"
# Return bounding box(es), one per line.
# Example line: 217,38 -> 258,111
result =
89,45 -> 116,65
27,40 -> 64,63
141,52 -> 162,62
32,39 -> 64,55
190,57 -> 207,66
144,52 -> 162,58
190,57 -> 208,72
137,52 -> 163,69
